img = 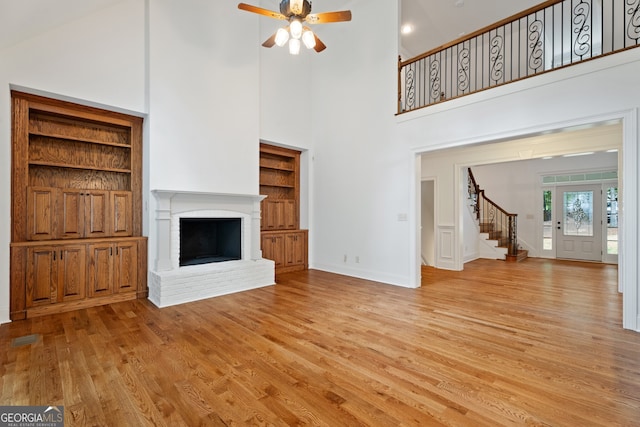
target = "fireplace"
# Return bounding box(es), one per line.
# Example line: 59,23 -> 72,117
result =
149,190 -> 275,308
179,217 -> 241,266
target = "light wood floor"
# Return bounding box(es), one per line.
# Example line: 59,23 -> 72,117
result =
2,258 -> 639,426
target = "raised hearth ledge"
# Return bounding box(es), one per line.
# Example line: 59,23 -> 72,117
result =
149,259 -> 274,308
150,190 -> 274,308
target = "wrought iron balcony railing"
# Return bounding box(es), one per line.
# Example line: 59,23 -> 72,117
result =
398,0 -> 640,114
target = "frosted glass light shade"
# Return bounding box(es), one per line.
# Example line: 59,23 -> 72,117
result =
275,28 -> 289,47
290,19 -> 303,39
289,38 -> 301,55
302,30 -> 316,49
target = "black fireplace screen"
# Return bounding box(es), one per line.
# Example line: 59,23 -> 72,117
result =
179,218 -> 241,266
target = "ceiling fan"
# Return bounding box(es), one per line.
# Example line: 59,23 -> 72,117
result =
238,0 -> 352,54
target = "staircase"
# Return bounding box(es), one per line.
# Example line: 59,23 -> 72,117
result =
469,168 -> 528,262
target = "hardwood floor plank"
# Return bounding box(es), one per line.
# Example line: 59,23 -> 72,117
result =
2,258 -> 640,425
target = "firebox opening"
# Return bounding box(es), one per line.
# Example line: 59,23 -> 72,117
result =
179,217 -> 242,266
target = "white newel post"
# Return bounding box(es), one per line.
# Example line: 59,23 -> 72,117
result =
149,190 -> 274,308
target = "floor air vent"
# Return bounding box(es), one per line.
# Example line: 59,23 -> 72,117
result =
11,334 -> 40,347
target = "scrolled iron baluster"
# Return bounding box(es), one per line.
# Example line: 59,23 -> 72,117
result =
429,58 -> 441,102
488,205 -> 496,226
528,19 -> 544,72
627,0 -> 640,43
509,215 -> 518,255
405,66 -> 416,110
490,35 -> 504,84
573,0 -> 592,58
458,46 -> 470,93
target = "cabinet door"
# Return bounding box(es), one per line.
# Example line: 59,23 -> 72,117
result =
283,200 -> 297,229
285,232 -> 307,266
57,244 -> 86,302
85,190 -> 110,238
261,234 -> 285,268
262,200 -> 278,230
114,241 -> 138,293
26,246 -> 56,306
58,189 -> 85,239
88,242 -> 113,297
27,187 -> 57,241
111,191 -> 133,237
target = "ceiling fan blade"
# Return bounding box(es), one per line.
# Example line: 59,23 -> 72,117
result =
262,32 -> 277,48
305,10 -> 352,24
313,34 -> 327,53
238,3 -> 287,20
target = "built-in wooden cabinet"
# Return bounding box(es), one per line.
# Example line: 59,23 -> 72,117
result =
26,187 -> 125,240
259,143 -> 308,274
26,244 -> 87,306
261,230 -> 308,273
88,240 -> 138,297
10,91 -> 147,320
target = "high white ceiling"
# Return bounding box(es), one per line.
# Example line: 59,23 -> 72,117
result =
0,0 -> 121,51
0,1 -> 546,58
400,0 -> 546,59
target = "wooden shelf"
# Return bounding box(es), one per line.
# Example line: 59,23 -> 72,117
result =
28,161 -> 131,174
260,154 -> 296,171
260,182 -> 296,189
29,130 -> 132,148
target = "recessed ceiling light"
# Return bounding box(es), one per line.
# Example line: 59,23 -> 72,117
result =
542,156 -> 553,160
401,24 -> 414,35
606,149 -> 619,153
563,152 -> 595,157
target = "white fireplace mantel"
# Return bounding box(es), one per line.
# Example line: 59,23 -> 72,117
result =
149,190 -> 273,308
152,190 -> 265,271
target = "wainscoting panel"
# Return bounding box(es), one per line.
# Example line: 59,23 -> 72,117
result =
437,225 -> 457,270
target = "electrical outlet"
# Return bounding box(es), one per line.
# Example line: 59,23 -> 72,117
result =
355,256 -> 360,263
343,254 -> 347,262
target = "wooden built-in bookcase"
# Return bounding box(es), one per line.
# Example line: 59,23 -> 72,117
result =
10,91 -> 147,320
259,143 -> 307,274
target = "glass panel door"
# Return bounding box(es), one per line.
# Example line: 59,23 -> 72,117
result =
555,185 -> 602,261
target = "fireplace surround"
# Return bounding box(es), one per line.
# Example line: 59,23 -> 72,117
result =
149,190 -> 274,307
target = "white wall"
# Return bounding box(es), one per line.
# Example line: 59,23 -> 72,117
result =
147,0 -> 259,195
0,0 -> 146,323
308,0 -> 407,285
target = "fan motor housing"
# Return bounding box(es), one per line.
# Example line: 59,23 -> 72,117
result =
280,0 -> 312,17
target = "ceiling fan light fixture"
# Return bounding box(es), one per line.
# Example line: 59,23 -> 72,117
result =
290,19 -> 303,39
302,29 -> 316,49
275,27 -> 290,46
289,38 -> 301,55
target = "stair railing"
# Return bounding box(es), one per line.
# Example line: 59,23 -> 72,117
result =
468,168 -> 518,256
398,0 -> 640,114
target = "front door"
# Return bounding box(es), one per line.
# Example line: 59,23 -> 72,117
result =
555,185 -> 602,261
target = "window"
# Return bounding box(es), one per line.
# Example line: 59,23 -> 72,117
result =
606,186 -> 618,255
562,190 -> 594,236
543,190 -> 553,250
